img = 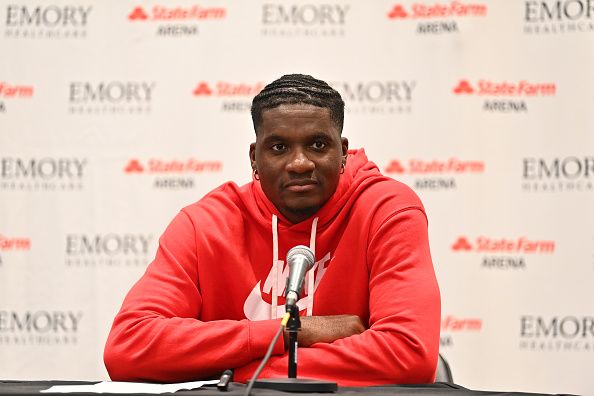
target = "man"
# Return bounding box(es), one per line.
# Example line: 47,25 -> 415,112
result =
104,74 -> 440,385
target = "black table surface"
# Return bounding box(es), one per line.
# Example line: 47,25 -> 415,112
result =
0,381 -> 580,396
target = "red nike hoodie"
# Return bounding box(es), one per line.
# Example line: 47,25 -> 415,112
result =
104,149 -> 440,385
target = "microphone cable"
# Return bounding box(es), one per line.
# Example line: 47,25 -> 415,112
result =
244,312 -> 291,396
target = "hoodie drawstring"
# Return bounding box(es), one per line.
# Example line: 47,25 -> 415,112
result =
307,217 -> 318,316
271,215 -> 279,319
270,214 -> 319,319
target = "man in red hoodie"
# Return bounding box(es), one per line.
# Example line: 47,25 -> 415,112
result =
104,74 -> 440,386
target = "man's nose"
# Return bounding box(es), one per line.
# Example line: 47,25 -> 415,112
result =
286,150 -> 315,173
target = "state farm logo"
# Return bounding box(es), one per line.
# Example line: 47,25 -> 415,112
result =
452,235 -> 555,269
452,79 -> 556,113
68,81 -> 155,115
0,81 -> 34,114
124,158 -> 223,189
3,5 -> 91,40
0,234 -> 31,267
0,157 -> 87,191
385,157 -> 484,191
452,236 -> 555,253
65,233 -> 153,267
453,80 -> 556,96
387,2 -> 487,34
520,315 -> 594,351
388,2 -> 487,19
0,310 -> 82,345
128,7 -> 148,20
261,4 -> 350,38
522,156 -> 594,192
128,5 -> 226,21
330,80 -> 416,115
127,5 -> 226,37
0,82 -> 34,98
0,234 -> 31,252
524,0 -> 594,34
440,315 -> 482,347
192,81 -> 264,112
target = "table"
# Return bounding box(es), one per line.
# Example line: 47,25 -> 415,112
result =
0,381 -> 580,396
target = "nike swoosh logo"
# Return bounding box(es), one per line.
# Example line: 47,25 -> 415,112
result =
243,281 -> 310,321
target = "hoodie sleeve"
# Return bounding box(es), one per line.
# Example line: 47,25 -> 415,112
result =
103,210 -> 285,382
233,207 -> 441,386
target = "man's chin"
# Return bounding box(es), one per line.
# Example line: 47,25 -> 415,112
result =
282,203 -> 321,223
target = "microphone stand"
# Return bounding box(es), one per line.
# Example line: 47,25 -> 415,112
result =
286,304 -> 300,379
253,304 -> 337,393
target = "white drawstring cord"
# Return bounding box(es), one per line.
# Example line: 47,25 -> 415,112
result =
307,217 -> 318,316
270,215 -> 318,318
271,214 -> 278,319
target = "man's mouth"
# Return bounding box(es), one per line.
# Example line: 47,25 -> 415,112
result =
284,180 -> 318,193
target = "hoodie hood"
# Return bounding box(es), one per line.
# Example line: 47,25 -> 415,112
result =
237,148 -> 389,319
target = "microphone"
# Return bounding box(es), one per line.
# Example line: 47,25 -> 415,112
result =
285,245 -> 315,310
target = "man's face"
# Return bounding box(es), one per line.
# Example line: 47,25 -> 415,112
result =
250,103 -> 348,224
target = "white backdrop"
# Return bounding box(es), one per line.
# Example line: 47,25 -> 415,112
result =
1,1 -> 593,395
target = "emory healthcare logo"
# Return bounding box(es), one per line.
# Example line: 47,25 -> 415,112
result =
524,0 -> 594,34
127,5 -> 226,37
385,158 -> 485,191
65,233 -> 153,267
452,235 -> 555,269
520,315 -> 594,351
387,2 -> 487,34
3,4 -> 92,39
261,4 -> 350,37
452,79 -> 556,112
68,81 -> 155,115
330,80 -> 416,115
0,157 -> 87,191
522,156 -> 594,192
0,310 -> 83,345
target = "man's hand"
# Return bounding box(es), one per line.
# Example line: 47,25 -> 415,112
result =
285,315 -> 365,348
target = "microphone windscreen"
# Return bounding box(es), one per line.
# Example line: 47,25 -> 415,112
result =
286,245 -> 315,269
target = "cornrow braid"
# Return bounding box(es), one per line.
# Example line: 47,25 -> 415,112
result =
251,74 -> 345,134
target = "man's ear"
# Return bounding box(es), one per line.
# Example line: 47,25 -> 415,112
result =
341,137 -> 349,163
249,143 -> 257,170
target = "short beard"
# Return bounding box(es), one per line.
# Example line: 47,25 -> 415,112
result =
284,205 -> 320,223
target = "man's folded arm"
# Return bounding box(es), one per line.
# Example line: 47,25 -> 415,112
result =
234,208 -> 441,386
103,211 -> 284,382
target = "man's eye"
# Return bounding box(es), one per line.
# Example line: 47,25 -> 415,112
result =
312,141 -> 326,150
272,144 -> 286,151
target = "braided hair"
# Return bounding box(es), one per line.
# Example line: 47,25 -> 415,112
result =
251,74 -> 345,133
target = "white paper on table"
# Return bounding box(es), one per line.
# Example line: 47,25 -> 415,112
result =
40,380 -> 220,394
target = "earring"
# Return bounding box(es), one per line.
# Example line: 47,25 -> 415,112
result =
253,169 -> 260,180
340,163 -> 345,174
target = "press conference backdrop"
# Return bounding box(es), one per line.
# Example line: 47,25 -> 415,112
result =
1,0 -> 593,394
